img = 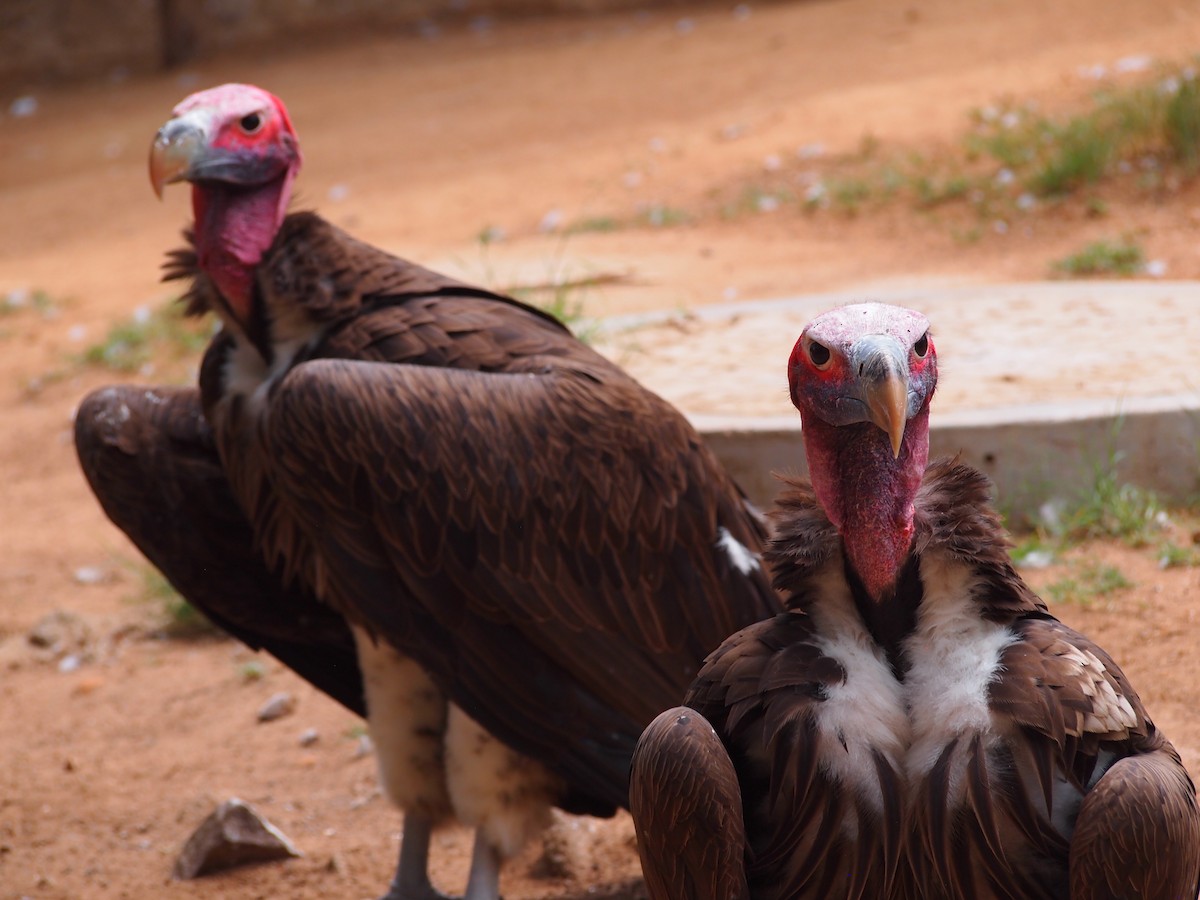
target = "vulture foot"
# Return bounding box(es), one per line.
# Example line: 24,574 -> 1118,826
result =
462,829 -> 504,900
380,814 -> 454,900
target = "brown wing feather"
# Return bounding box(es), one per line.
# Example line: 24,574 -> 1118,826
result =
73,385 -> 364,716
680,612 -> 902,900
254,356 -> 776,808
631,707 -> 750,900
1069,748 -> 1200,900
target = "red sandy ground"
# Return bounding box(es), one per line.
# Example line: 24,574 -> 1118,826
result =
2,1 -> 1199,897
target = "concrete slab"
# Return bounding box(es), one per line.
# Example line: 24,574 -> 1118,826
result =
591,281 -> 1200,520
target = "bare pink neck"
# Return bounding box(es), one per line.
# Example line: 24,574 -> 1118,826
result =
803,406 -> 929,600
191,172 -> 293,326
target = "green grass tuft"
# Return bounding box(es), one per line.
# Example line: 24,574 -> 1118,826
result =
1045,561 -> 1132,607
1051,238 -> 1145,277
81,302 -> 211,373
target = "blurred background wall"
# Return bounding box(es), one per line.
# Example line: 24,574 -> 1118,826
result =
1,0 -> 669,89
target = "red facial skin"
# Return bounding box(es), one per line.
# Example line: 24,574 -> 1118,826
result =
155,85 -> 301,329
787,305 -> 937,601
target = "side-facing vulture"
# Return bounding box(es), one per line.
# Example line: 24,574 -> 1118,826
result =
74,83 -> 781,900
629,302 -> 1200,900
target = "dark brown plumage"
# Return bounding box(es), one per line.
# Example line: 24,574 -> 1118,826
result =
76,83 -> 780,900
630,305 -> 1200,900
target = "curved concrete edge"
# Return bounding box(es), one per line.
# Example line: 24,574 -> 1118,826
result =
691,395 -> 1200,523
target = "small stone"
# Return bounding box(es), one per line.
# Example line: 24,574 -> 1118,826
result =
172,798 -> 301,879
72,566 -> 107,585
1016,550 -> 1055,570
298,728 -> 319,747
9,96 -> 37,118
257,692 -> 296,723
28,610 -> 93,654
353,734 -> 374,759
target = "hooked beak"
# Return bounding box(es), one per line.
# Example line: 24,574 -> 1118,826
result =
852,335 -> 909,458
149,116 -> 206,199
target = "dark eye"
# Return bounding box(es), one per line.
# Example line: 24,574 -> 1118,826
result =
239,112 -> 263,134
807,340 -> 832,369
913,332 -> 929,358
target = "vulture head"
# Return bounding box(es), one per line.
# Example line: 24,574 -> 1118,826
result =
149,83 -> 300,325
788,302 -> 937,601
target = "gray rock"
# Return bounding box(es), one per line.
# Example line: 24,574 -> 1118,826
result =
173,798 -> 301,879
256,692 -> 295,723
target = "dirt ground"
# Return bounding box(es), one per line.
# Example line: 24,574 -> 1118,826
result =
2,0 -> 1200,897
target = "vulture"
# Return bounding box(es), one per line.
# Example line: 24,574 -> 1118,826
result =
629,303 -> 1200,900
73,83 -> 782,900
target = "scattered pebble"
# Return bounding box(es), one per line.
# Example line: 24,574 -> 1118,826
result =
538,208 -> 564,233
354,734 -> 374,759
647,137 -> 667,154
1144,259 -> 1168,278
994,168 -> 1015,187
1017,550 -> 1055,570
9,96 -> 38,118
173,798 -> 301,880
1078,63 -> 1108,81
72,565 -> 108,584
326,183 -> 350,202
732,3 -> 752,21
992,219 -> 1009,235
755,195 -> 780,213
719,123 -> 746,142
58,654 -> 82,673
298,727 -> 320,747
796,143 -> 825,160
416,19 -> 441,40
28,610 -> 93,654
674,17 -> 695,35
762,154 -> 782,172
1015,192 -> 1036,211
1115,55 -> 1151,74
622,170 -> 643,189
256,692 -> 296,723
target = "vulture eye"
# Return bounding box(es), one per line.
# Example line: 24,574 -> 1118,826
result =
239,112 -> 264,134
807,340 -> 832,370
913,332 -> 929,358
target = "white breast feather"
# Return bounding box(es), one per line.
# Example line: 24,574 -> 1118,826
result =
806,562 -> 910,814
904,551 -> 1016,781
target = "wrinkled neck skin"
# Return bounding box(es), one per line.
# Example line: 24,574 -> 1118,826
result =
803,405 -> 930,601
191,171 -> 292,329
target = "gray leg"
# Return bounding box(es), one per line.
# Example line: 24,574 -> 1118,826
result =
462,829 -> 503,900
380,813 -> 450,900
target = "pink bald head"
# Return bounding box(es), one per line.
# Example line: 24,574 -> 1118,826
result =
150,83 -> 302,331
788,303 -> 938,601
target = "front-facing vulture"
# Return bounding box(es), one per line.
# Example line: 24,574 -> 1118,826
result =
630,303 -> 1200,900
74,83 -> 781,900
